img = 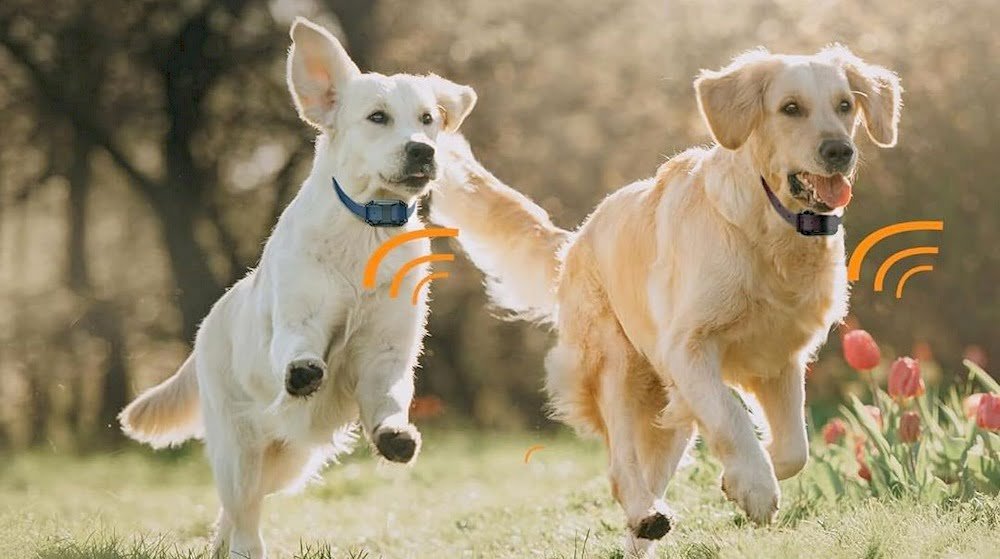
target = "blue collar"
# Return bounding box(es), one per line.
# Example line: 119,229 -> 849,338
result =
332,176 -> 416,227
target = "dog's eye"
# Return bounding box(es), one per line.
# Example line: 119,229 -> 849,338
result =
367,111 -> 389,124
420,112 -> 434,125
781,102 -> 801,116
839,100 -> 852,113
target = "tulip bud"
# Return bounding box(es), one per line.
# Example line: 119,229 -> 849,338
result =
963,393 -> 985,419
898,411 -> 921,443
863,405 -> 883,430
822,418 -> 847,444
843,330 -> 881,371
976,394 -> 1000,431
963,345 -> 988,369
858,462 -> 872,482
912,341 -> 934,363
887,357 -> 925,401
854,437 -> 872,481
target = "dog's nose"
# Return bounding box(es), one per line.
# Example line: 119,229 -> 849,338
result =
405,141 -> 435,164
819,139 -> 854,170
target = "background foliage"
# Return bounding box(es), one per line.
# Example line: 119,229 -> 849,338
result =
0,0 -> 996,450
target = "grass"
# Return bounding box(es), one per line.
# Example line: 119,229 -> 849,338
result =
2,428 -> 999,559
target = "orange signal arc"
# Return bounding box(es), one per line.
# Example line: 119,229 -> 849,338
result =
895,265 -> 934,299
411,272 -> 449,305
847,221 -> 944,282
523,444 -> 545,464
363,228 -> 459,288
389,254 -> 455,298
873,246 -> 939,292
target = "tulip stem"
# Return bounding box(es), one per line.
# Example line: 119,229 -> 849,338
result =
866,371 -> 884,422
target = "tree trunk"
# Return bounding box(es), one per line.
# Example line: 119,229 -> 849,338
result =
150,190 -> 223,343
64,129 -> 133,448
90,299 -> 129,448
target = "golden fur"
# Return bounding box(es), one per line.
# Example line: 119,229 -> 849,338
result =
432,45 -> 901,555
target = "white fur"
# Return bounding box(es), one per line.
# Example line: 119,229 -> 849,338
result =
118,18 -> 476,559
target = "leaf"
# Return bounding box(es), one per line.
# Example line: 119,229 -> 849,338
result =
965,359 -> 1000,393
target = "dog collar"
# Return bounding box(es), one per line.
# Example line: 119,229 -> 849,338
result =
332,176 -> 416,227
760,177 -> 841,236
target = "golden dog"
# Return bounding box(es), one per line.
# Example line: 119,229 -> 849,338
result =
431,46 -> 901,555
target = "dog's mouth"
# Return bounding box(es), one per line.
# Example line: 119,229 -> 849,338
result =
383,171 -> 434,190
788,172 -> 853,212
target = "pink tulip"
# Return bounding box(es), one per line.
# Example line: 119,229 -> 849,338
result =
899,411 -> 921,443
963,393 -> 985,419
822,418 -> 847,444
887,357 -> 925,401
843,330 -> 881,371
976,394 -> 1000,431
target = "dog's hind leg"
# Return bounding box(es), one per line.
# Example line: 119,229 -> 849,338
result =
633,408 -> 693,552
587,344 -> 671,557
633,371 -> 694,501
261,441 -> 316,495
638,420 -> 693,498
551,247 -> 667,556
212,509 -> 233,559
205,409 -> 267,559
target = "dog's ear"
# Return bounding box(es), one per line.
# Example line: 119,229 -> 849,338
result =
695,50 -> 778,150
427,75 -> 477,132
824,45 -> 902,148
286,17 -> 361,130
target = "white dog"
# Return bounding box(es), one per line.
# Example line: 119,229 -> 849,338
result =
432,46 -> 900,556
118,17 -> 476,559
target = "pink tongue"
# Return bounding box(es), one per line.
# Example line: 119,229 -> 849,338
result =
811,174 -> 853,208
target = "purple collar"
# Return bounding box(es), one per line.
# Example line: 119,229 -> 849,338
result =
760,177 -> 841,236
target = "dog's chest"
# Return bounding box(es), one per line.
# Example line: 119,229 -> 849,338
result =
722,237 -> 848,377
274,228 -> 429,444
308,226 -> 430,289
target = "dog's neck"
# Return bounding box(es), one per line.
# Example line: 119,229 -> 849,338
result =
301,134 -> 426,205
284,134 -> 425,238
702,145 -> 843,244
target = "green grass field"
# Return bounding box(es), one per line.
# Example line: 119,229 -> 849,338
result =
3,429 -> 999,559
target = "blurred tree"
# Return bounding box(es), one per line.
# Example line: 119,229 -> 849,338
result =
0,0 -> 995,449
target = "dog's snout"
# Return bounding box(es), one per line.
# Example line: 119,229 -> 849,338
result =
819,139 -> 854,170
405,141 -> 435,164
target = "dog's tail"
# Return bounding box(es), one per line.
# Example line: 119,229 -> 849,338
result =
431,134 -> 570,322
119,354 -> 202,448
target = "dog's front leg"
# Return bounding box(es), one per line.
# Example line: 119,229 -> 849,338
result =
352,298 -> 424,464
657,334 -> 779,524
746,358 -> 809,480
269,292 -> 334,398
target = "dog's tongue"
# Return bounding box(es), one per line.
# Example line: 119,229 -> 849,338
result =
807,173 -> 852,208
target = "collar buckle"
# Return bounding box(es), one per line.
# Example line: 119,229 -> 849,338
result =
364,199 -> 411,227
332,176 -> 416,228
796,211 -> 841,236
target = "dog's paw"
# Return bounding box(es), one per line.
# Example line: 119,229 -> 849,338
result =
630,499 -> 674,541
285,358 -> 326,397
633,512 -> 671,540
374,424 -> 422,464
721,460 -> 780,524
